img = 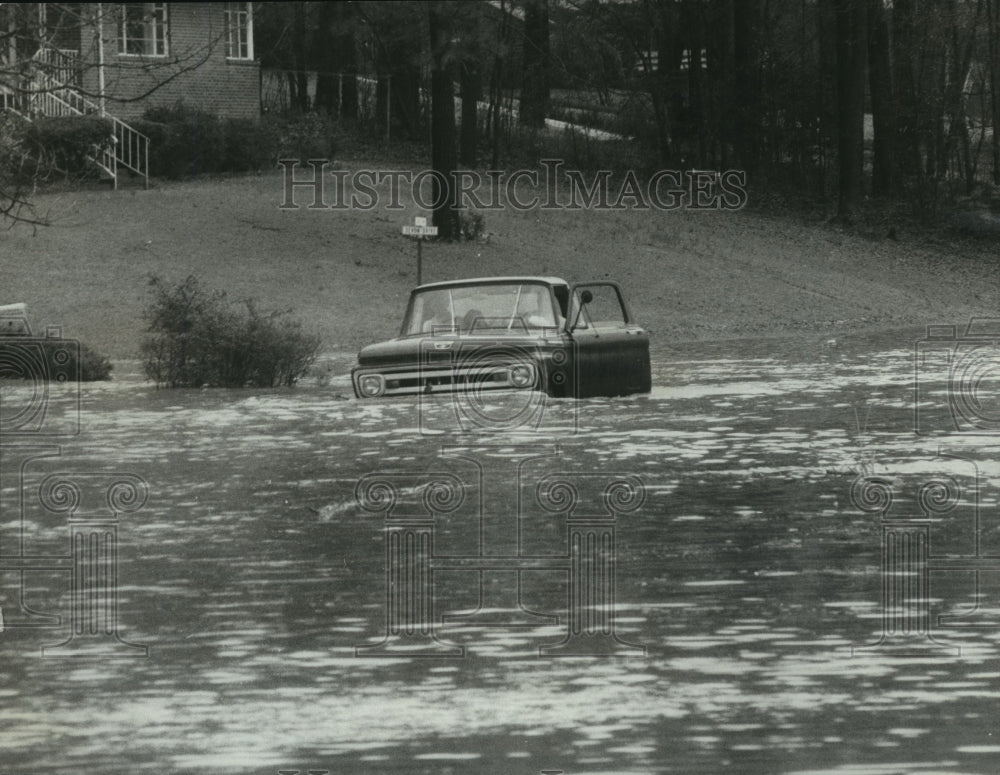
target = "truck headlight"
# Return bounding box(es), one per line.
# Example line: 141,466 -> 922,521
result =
358,374 -> 386,397
509,363 -> 535,388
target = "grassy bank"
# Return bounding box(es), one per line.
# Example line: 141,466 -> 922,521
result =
3,165 -> 998,363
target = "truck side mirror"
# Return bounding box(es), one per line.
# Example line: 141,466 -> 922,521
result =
570,290 -> 594,332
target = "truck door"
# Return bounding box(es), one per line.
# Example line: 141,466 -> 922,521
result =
568,283 -> 651,397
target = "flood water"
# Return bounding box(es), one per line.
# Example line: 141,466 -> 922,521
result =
3,327 -> 1000,774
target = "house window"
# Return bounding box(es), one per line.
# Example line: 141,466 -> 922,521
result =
118,3 -> 168,57
225,2 -> 253,60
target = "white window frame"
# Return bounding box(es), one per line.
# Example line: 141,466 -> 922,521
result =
118,3 -> 168,58
224,2 -> 254,61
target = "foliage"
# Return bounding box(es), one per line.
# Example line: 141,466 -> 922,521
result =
459,209 -> 486,241
0,113 -> 107,224
135,105 -> 227,178
500,122 -> 650,176
3,0 -> 999,228
133,104 -> 336,179
0,337 -> 112,382
27,116 -> 113,174
78,342 -> 114,381
141,275 -> 321,388
0,115 -> 112,186
223,117 -> 279,172
0,114 -> 33,185
270,112 -> 338,160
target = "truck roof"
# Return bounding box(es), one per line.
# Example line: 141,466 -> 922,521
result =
414,276 -> 568,291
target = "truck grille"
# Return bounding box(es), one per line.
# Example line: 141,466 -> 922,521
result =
354,363 -> 536,397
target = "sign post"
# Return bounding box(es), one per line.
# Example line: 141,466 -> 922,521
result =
401,216 -> 438,286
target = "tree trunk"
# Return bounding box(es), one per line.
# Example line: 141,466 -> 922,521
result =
519,0 -> 550,128
376,73 -> 390,130
989,0 -> 1000,183
892,0 -> 921,180
645,0 -> 676,165
292,1 -> 309,113
341,71 -> 358,121
868,0 -> 894,197
285,70 -> 298,114
391,46 -> 422,140
314,1 -> 336,114
375,30 -> 422,141
331,3 -> 358,120
835,0 -> 867,221
429,4 -> 460,240
460,61 -> 481,167
732,0 -> 760,172
712,0 -> 736,168
817,0 -> 839,187
926,32 -> 948,181
685,0 -> 706,166
489,0 -> 511,168
944,0 -> 983,193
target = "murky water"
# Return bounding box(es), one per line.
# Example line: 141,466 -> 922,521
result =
3,328 -> 1000,774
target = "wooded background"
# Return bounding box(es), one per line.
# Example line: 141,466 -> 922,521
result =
4,1 -> 999,235
256,0 -> 1000,234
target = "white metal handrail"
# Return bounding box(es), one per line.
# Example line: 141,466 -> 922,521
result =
32,46 -> 81,87
19,46 -> 150,189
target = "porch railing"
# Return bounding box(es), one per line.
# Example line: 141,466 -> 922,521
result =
12,46 -> 150,189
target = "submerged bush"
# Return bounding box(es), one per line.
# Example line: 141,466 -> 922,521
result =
141,275 -> 320,388
78,341 -> 113,380
0,336 -> 112,382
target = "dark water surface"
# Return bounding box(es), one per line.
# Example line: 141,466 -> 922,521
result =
3,328 -> 1000,774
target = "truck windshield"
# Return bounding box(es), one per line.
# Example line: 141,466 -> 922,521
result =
403,283 -> 560,336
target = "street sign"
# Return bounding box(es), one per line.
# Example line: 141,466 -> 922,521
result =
402,217 -> 438,286
402,224 -> 438,237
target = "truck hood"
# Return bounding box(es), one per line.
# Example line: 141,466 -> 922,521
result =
356,334 -> 561,367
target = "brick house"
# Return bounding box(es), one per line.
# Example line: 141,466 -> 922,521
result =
72,2 -> 260,119
0,3 -> 260,186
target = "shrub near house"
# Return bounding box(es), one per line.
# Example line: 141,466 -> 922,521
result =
133,104 -> 336,179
